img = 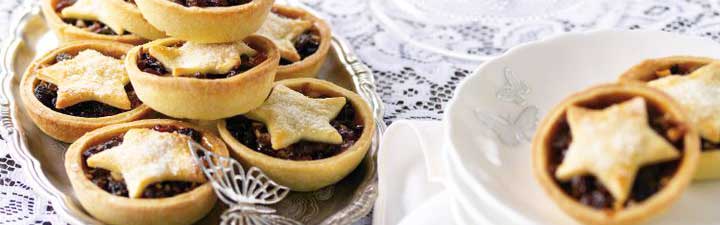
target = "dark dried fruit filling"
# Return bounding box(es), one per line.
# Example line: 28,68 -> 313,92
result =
170,0 -> 252,7
137,45 -> 267,79
82,125 -> 204,198
279,30 -> 321,66
547,96 -> 684,210
226,101 -> 364,161
34,53 -> 143,118
54,0 -> 129,35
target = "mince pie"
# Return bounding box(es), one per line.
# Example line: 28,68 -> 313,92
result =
125,36 -> 279,120
256,5 -> 332,80
20,41 -> 152,142
533,84 -> 699,225
65,119 -> 229,225
217,78 -> 375,191
41,0 -> 147,45
134,0 -> 274,43
620,56 -> 720,181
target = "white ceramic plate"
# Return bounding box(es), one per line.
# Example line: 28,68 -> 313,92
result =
444,30 -> 720,225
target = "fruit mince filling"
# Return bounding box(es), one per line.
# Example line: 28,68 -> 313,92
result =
170,0 -> 252,7
547,96 -> 684,209
54,0 -> 129,35
279,30 -> 321,66
34,53 -> 143,118
82,125 -> 203,198
136,44 -> 267,79
226,100 -> 364,161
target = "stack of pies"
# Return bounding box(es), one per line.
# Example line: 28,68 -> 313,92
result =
533,56 -> 720,225
24,1 -> 374,225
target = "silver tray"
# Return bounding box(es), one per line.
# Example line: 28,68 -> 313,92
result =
0,1 -> 385,224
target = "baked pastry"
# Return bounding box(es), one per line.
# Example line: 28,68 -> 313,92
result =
620,56 -> 720,180
217,78 -> 375,191
65,119 -> 228,225
134,0 -> 274,43
103,0 -> 167,40
41,0 -> 147,45
533,84 -> 699,225
256,5 -> 332,80
20,41 -> 152,142
124,36 -> 279,120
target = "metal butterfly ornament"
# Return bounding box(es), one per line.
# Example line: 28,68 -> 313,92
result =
188,141 -> 302,225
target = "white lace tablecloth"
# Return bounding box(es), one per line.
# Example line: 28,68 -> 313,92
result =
2,0 -> 720,224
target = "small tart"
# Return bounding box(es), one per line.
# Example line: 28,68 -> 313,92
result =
533,83 -> 699,225
20,41 -> 152,143
65,119 -> 229,225
125,36 -> 279,120
258,5 -> 332,80
218,78 -> 375,191
619,56 -> 720,181
41,0 -> 146,45
134,0 -> 274,43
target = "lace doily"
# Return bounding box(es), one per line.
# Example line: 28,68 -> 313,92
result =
2,0 -> 720,224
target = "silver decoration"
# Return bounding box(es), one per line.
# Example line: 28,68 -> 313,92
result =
475,68 -> 539,146
188,142 -> 301,225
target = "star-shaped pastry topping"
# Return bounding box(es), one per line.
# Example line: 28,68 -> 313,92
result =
649,62 -> 720,142
245,84 -> 346,149
256,13 -> 313,62
148,41 -> 256,77
555,97 -> 680,208
86,128 -> 206,198
60,0 -> 126,34
36,49 -> 131,109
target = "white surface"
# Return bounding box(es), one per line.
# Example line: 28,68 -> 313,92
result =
445,30 -> 720,225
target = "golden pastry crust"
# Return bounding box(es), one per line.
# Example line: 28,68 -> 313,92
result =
125,36 -> 279,120
20,41 -> 152,143
41,0 -> 147,45
134,0 -> 274,43
65,119 -> 229,225
217,78 -> 375,191
532,83 -> 699,225
104,0 -> 167,40
619,56 -> 720,181
270,5 -> 333,80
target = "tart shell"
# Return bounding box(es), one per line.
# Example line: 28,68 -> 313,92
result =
134,0 -> 273,43
19,41 -> 153,143
65,119 -> 229,225
125,36 -> 280,120
532,83 -> 699,225
619,56 -> 720,181
104,0 -> 167,40
271,5 -> 333,81
217,78 -> 375,191
41,0 -> 147,45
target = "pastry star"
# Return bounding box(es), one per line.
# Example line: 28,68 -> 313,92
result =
86,128 -> 206,198
256,13 -> 313,62
36,49 -> 131,109
649,62 -> 720,142
555,97 -> 680,208
245,84 -> 346,149
149,41 -> 256,76
60,0 -> 126,34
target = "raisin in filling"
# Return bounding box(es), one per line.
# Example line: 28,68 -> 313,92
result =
136,47 -> 267,79
54,0 -> 128,35
279,31 -> 321,66
82,125 -> 203,198
170,0 -> 252,7
655,64 -> 719,152
226,101 -> 364,161
33,53 -> 143,118
548,97 -> 683,209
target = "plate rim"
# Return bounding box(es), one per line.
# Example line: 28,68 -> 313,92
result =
0,1 -> 387,225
